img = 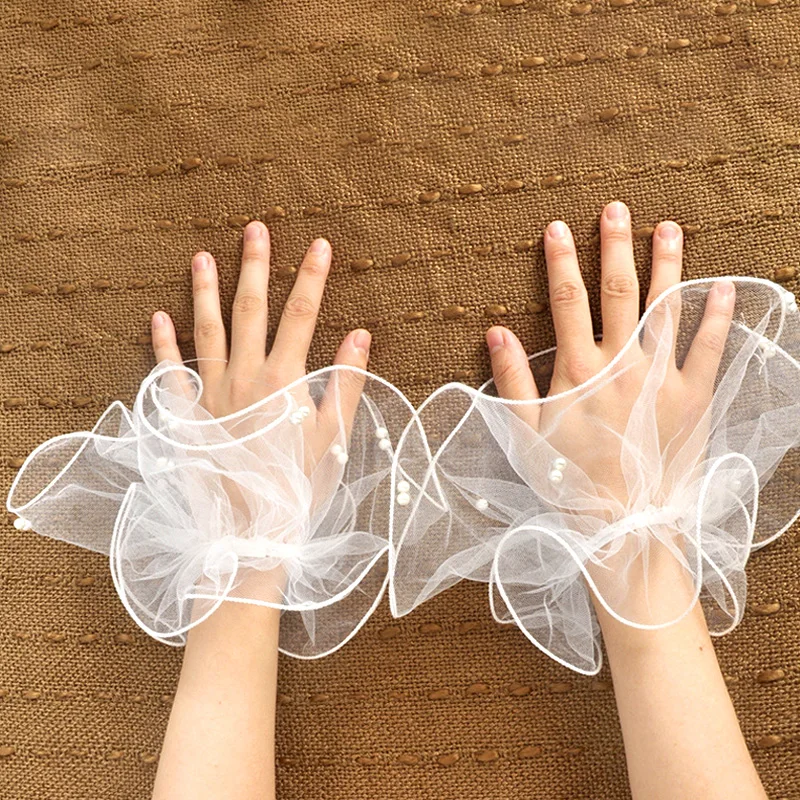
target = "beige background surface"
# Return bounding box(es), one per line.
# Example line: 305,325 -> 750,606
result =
1,1 -> 799,797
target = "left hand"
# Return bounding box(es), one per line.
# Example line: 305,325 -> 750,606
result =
149,220 -> 372,462
148,221 -> 372,605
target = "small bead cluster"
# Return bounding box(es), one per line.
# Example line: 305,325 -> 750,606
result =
13,517 -> 32,531
331,443 -> 349,465
290,404 -> 311,425
155,455 -> 176,470
548,456 -> 567,484
396,479 -> 411,506
784,291 -> 798,313
375,426 -> 392,451
759,339 -> 777,359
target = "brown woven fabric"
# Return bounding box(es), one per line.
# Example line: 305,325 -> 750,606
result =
2,1 -> 799,798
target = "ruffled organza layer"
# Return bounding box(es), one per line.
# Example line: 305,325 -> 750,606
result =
7,363 -> 418,658
8,277 -> 800,669
389,277 -> 800,673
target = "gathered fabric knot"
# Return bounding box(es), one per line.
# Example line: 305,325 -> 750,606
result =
205,535 -> 304,565
596,503 -> 685,549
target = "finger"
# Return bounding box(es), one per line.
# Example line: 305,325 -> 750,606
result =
646,221 -> 684,360
599,201 -> 639,352
191,250 -> 227,383
681,281 -> 736,390
316,328 -> 371,446
151,311 -> 182,364
544,220 -> 596,376
268,237 -> 332,372
486,326 -> 540,429
151,311 -> 193,399
646,222 -> 683,306
228,221 -> 270,372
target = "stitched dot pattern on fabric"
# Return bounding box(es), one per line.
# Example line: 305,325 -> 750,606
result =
1,1 -> 799,798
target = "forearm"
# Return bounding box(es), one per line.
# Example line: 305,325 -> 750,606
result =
152,597 -> 280,800
596,584 -> 766,800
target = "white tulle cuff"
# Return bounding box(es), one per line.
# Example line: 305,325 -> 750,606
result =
7,361 -> 414,658
389,277 -> 800,674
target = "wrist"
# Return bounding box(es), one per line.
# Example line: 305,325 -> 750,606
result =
595,595 -> 713,667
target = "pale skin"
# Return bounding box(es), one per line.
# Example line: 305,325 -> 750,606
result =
486,200 -> 767,800
146,205 -> 766,800
148,222 -> 371,800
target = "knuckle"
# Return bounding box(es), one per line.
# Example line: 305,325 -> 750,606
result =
241,255 -> 267,273
192,275 -> 216,296
550,280 -> 586,307
546,244 -> 577,262
684,389 -> 711,422
601,272 -> 637,299
201,397 -> 219,416
493,357 -> 529,391
232,291 -> 265,315
695,328 -> 726,356
655,247 -> 682,265
300,254 -> 329,278
602,226 -> 631,244
194,318 -> 222,341
334,368 -> 366,396
558,354 -> 595,385
282,293 -> 318,320
227,378 -> 254,408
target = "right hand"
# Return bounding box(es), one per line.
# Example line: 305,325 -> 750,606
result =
485,201 -> 735,508
485,201 -> 736,622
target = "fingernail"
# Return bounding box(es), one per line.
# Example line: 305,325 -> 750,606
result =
487,327 -> 505,353
353,328 -> 371,354
548,220 -> 569,239
152,311 -> 167,328
606,201 -> 628,221
193,253 -> 209,271
310,238 -> 330,256
658,222 -> 681,241
715,280 -> 735,298
245,221 -> 264,240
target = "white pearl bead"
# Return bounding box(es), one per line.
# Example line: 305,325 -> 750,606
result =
396,492 -> 411,506
375,426 -> 389,439
552,457 -> 567,471
548,468 -> 564,484
290,412 -> 302,425
336,451 -> 349,465
331,444 -> 343,456
378,438 -> 392,451
13,517 -> 30,531
761,342 -> 776,358
156,456 -> 169,469
397,480 -> 410,493
476,498 -> 489,511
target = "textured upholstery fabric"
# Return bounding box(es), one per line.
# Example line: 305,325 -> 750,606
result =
1,1 -> 799,798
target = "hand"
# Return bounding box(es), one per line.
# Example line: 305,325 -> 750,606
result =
151,221 -> 370,800
486,201 -> 735,507
485,202 -> 766,800
485,201 -> 737,622
147,221 -> 371,606
149,221 -> 372,463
